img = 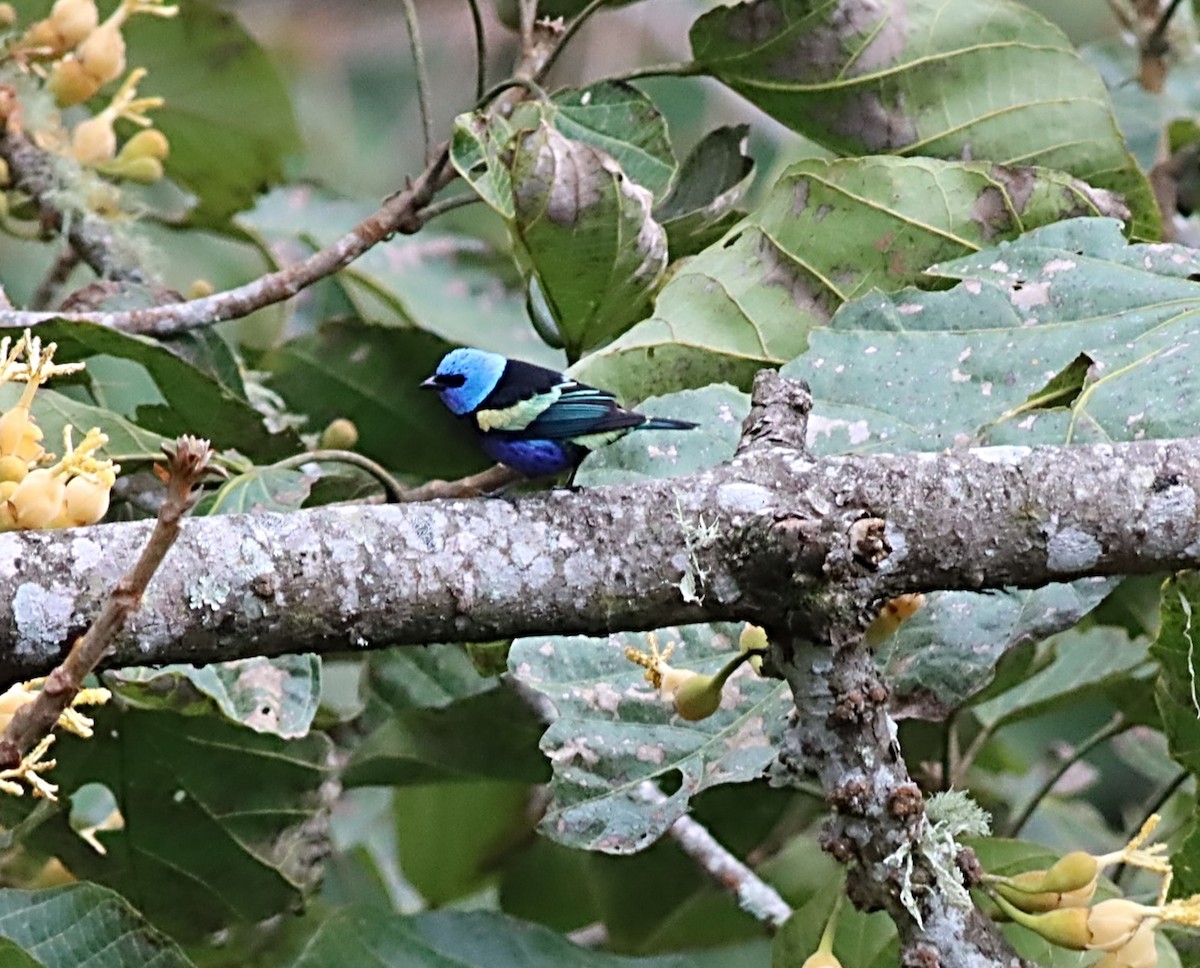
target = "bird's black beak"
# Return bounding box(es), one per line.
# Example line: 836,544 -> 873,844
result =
419,375 -> 442,390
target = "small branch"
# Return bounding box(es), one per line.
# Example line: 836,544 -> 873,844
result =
466,0 -> 487,102
0,436 -> 213,770
0,129 -> 147,284
271,449 -> 407,503
606,62 -> 703,83
1114,769 -> 1190,888
29,244 -> 81,311
398,463 -> 518,501
400,0 -> 435,166
1005,713 -> 1128,838
416,191 -> 482,223
535,0 -> 612,82
0,147 -> 458,334
635,780 -> 792,930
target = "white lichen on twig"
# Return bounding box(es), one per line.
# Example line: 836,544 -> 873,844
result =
674,498 -> 719,604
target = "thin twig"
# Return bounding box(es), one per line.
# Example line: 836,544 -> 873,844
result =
399,463 -> 519,501
466,0 -> 487,102
606,62 -> 702,83
0,436 -> 214,771
535,0 -> 613,82
0,146 -> 458,335
1004,713 -> 1128,838
271,449 -> 407,503
1146,0 -> 1185,52
400,0 -> 435,166
29,245 -> 82,311
634,780 -> 792,930
417,191 -> 482,222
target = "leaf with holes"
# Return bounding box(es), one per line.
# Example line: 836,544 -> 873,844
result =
110,654 -> 322,739
573,157 -> 1126,403
689,0 -> 1158,237
784,218 -> 1200,454
509,624 -> 790,853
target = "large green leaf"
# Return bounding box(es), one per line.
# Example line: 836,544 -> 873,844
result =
193,466 -> 312,515
509,122 -> 668,359
345,683 -> 549,786
0,321 -> 298,461
784,218 -> 1200,454
288,908 -> 769,968
0,884 -> 194,968
689,0 -> 1158,238
1153,573 -> 1200,897
261,319 -> 487,479
110,654 -> 322,739
881,580 -> 1119,721
452,82 -> 676,217
0,384 -> 167,465
510,623 -> 791,853
22,706 -> 330,941
573,157 -> 1127,402
655,125 -> 754,259
124,0 -> 301,227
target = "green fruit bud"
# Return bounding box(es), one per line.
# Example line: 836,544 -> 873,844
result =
320,418 -> 359,451
673,673 -> 721,721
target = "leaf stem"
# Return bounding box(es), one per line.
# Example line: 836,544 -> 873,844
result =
535,0 -> 613,82
400,0 -> 435,166
417,191 -> 482,222
1004,712 -> 1128,837
271,449 -> 407,503
606,61 -> 703,83
466,0 -> 488,102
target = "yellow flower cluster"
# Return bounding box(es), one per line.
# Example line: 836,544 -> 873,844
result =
624,624 -> 768,721
12,0 -> 176,183
0,330 -> 118,531
0,678 -> 110,800
990,816 -> 1180,968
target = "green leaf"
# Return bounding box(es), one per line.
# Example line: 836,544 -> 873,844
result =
0,384 -> 167,465
1,321 -> 298,461
783,218 -> 1200,455
0,884 -> 194,968
193,466 -> 312,515
574,158 -> 1127,402
973,624 -> 1148,729
689,0 -> 1159,238
773,885 -> 897,968
110,654 -> 322,739
392,780 -> 532,906
367,643 -> 495,711
577,384 -> 749,487
510,624 -> 791,853
1153,573 -> 1200,896
452,82 -> 675,215
345,683 -> 549,786
509,122 -> 668,359
655,125 -> 754,259
124,0 -> 301,227
880,580 -> 1117,721
553,82 -> 677,202
288,907 -> 768,968
261,319 -> 488,479
21,706 -> 330,941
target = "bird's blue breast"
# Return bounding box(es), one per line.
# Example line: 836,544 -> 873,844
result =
479,436 -> 581,476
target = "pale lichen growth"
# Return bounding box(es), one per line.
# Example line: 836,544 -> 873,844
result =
674,498 -> 720,604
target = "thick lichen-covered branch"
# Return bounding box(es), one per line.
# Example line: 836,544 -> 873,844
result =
0,390 -> 1197,685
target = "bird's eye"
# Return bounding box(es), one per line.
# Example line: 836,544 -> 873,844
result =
440,373 -> 467,388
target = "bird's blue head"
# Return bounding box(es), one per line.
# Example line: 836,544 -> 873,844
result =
420,348 -> 507,415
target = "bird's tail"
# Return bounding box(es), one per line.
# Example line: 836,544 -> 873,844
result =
639,416 -> 698,431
